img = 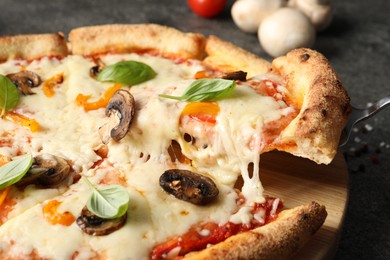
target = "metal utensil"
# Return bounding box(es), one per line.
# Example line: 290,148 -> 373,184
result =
339,95 -> 390,147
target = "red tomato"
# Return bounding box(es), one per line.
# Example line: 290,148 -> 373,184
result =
187,0 -> 227,18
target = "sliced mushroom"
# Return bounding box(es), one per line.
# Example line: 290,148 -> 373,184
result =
6,70 -> 41,95
221,71 -> 247,81
90,58 -> 106,79
76,206 -> 127,236
98,89 -> 135,144
167,140 -> 192,164
159,169 -> 219,205
17,154 -> 73,188
231,0 -> 286,33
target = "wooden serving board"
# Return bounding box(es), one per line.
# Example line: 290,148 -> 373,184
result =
260,151 -> 348,259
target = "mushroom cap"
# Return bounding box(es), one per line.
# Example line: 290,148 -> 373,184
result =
258,7 -> 316,57
231,0 -> 287,33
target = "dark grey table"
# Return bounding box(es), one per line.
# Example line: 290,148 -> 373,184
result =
1,0 -> 389,259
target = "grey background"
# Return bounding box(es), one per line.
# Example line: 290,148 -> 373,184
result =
0,0 -> 389,259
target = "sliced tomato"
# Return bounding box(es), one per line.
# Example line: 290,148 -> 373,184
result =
187,0 -> 227,18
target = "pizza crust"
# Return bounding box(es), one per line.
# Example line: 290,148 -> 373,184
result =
68,24 -> 206,59
203,35 -> 271,78
0,24 -> 346,259
273,49 -> 351,164
184,202 -> 327,260
0,33 -> 68,62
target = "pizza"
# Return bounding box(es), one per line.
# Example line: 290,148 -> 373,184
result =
0,24 -> 350,259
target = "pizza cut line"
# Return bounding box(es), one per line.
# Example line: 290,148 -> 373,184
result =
0,24 -> 350,259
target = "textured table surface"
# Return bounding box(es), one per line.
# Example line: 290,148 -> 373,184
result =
1,0 -> 389,259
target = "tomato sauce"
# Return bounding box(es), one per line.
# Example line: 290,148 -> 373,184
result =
151,197 -> 282,260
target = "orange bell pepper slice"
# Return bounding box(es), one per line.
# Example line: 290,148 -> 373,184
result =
180,102 -> 220,124
0,187 -> 11,208
3,111 -> 40,132
0,186 -> 15,224
76,84 -> 122,111
42,73 -> 64,97
194,70 -> 212,79
42,200 -> 76,226
0,155 -> 11,166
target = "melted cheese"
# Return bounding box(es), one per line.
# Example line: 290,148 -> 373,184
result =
0,53 -> 294,259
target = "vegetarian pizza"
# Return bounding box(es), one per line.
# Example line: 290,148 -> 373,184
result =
0,24 -> 350,259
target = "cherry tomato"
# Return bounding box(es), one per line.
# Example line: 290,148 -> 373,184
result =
187,0 -> 227,18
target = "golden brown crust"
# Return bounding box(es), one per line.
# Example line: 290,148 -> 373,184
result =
68,24 -> 206,59
0,25 -> 341,259
272,49 -> 351,164
204,35 -> 271,78
0,33 -> 68,62
184,202 -> 327,260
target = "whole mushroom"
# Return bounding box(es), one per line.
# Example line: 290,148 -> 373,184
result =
258,7 -> 316,57
231,0 -> 287,33
288,0 -> 333,31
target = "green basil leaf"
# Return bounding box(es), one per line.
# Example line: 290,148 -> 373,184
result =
97,61 -> 156,86
0,154 -> 33,189
0,75 -> 20,117
159,78 -> 236,102
83,177 -> 129,219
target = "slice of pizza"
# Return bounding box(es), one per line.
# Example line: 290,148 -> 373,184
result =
0,24 -> 350,259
